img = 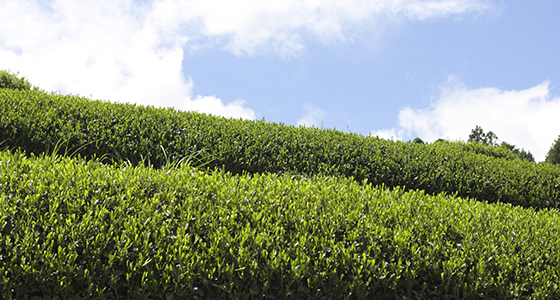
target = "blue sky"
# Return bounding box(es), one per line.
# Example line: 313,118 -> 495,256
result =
1,0 -> 559,160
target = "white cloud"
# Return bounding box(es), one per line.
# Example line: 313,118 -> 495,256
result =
376,76 -> 560,161
297,103 -> 326,127
0,0 -> 495,120
0,0 -> 256,120
188,96 -> 256,119
182,0 -> 495,57
369,128 -> 404,141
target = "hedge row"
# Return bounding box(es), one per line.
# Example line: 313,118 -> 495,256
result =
1,89 -> 560,209
1,149 -> 560,299
0,70 -> 35,91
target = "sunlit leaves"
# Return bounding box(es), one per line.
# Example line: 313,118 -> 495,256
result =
1,150 -> 560,299
3,86 -> 560,298
2,89 -> 560,211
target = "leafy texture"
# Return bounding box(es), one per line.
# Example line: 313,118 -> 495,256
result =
0,70 -> 33,91
2,89 -> 560,210
1,150 -> 560,299
546,136 -> 560,165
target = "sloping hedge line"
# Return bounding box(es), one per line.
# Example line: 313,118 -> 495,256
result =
1,88 -> 559,209
1,149 -> 559,299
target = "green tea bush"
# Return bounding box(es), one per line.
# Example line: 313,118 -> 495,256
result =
1,149 -> 560,299
0,70 -> 33,91
1,88 -> 560,210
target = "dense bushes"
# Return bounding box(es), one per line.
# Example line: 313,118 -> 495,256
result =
1,150 -> 560,299
0,70 -> 34,91
3,73 -> 560,299
2,88 -> 559,210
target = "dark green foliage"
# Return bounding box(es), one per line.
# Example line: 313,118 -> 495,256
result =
546,136 -> 560,165
469,125 -> 498,147
412,137 -> 424,144
1,150 -> 560,299
500,142 -> 535,162
0,70 -> 34,91
468,125 -> 535,162
3,77 -> 560,300
1,88 -> 560,210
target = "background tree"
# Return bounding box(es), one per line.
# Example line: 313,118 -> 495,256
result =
413,137 -> 424,144
468,125 -> 486,144
545,136 -> 560,165
468,125 -> 498,147
501,141 -> 535,162
468,125 -> 535,162
519,150 -> 535,162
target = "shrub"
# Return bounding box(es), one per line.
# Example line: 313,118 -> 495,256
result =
1,149 -> 560,299
2,88 -> 560,210
0,70 -> 34,91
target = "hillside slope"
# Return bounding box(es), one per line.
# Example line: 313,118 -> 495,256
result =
2,88 -> 559,209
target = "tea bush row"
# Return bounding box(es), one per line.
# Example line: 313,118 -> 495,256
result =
1,149 -> 560,299
0,70 -> 35,91
1,89 -> 560,209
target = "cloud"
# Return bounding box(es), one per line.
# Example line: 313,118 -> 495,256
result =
370,128 -> 404,141
0,0 -> 495,120
297,103 -> 326,127
188,96 -> 256,119
374,76 -> 560,161
182,0 -> 495,57
0,0 -> 256,119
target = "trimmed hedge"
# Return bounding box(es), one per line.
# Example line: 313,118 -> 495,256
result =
1,88 -> 560,209
1,149 -> 560,299
0,70 -> 34,91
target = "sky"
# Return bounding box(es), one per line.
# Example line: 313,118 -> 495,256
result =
1,0 -> 559,161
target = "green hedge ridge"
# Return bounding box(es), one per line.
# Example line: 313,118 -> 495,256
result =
0,70 -> 34,91
1,89 -> 560,209
1,150 -> 559,299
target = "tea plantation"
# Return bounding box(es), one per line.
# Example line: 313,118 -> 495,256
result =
2,73 -> 560,299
